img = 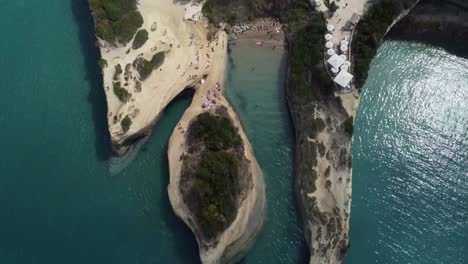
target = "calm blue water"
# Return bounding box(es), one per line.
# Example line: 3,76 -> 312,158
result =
0,0 -> 199,263
225,45 -> 307,263
345,41 -> 468,264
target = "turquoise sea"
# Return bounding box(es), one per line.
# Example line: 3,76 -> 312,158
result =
345,41 -> 468,264
0,1 -> 467,263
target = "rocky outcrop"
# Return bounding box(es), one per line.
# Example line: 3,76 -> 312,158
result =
167,82 -> 266,263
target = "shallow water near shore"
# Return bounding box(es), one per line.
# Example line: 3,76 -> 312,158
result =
225,44 -> 307,263
345,41 -> 468,264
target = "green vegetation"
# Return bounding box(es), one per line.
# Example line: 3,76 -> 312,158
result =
284,0 -> 334,101
194,151 -> 239,238
132,29 -> 148,49
88,0 -> 143,45
113,64 -> 122,80
113,81 -> 131,102
184,111 -> 244,240
352,0 -> 418,89
121,115 -> 132,133
133,52 -> 165,80
98,58 -> 107,69
187,112 -> 241,152
202,0 -> 288,25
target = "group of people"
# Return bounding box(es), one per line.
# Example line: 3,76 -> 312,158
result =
201,82 -> 223,110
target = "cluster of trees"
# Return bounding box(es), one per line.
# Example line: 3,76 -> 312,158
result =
132,29 -> 148,49
285,0 -> 335,101
185,112 -> 242,240
133,52 -> 165,80
88,0 -> 143,45
121,115 -> 132,133
352,0 -> 418,89
202,0 -> 290,25
112,81 -> 130,102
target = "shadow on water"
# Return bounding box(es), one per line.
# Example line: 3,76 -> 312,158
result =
279,50 -> 310,263
71,0 -> 111,161
157,89 -> 201,264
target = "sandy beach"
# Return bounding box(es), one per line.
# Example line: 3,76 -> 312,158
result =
229,18 -> 285,48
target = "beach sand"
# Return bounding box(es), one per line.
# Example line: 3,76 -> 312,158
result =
229,18 -> 285,49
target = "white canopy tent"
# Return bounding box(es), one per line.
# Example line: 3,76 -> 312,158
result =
340,65 -> 349,71
334,70 -> 354,88
327,49 -> 335,56
331,67 -> 339,74
325,41 -> 333,48
341,40 -> 349,46
327,54 -> 345,69
327,25 -> 335,31
344,61 -> 351,67
340,45 -> 348,52
339,54 -> 347,60
325,34 -> 333,40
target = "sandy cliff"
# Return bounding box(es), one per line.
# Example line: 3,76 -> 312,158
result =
96,0 -> 216,155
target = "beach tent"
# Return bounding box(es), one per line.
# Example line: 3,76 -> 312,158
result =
327,25 -> 335,31
325,34 -> 333,40
327,49 -> 335,56
340,45 -> 348,52
325,41 -> 333,48
333,70 -> 354,88
327,53 -> 345,69
331,67 -> 339,74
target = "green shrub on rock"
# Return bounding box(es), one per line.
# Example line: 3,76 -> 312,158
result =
88,0 -> 143,45
132,29 -> 149,49
121,115 -> 132,133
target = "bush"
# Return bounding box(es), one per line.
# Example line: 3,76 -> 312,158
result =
121,115 -> 132,133
88,0 -> 143,45
193,151 -> 239,238
113,82 -> 131,102
132,29 -> 149,49
187,112 -> 241,152
133,52 -> 165,80
98,58 -> 107,69
113,64 -> 122,80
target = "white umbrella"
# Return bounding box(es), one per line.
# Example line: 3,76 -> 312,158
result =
327,25 -> 335,32
325,41 -> 333,48
327,49 -> 335,56
344,61 -> 351,67
341,40 -> 349,46
340,65 -> 349,71
331,67 -> 339,74
339,54 -> 347,60
340,45 -> 348,52
325,34 -> 333,41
